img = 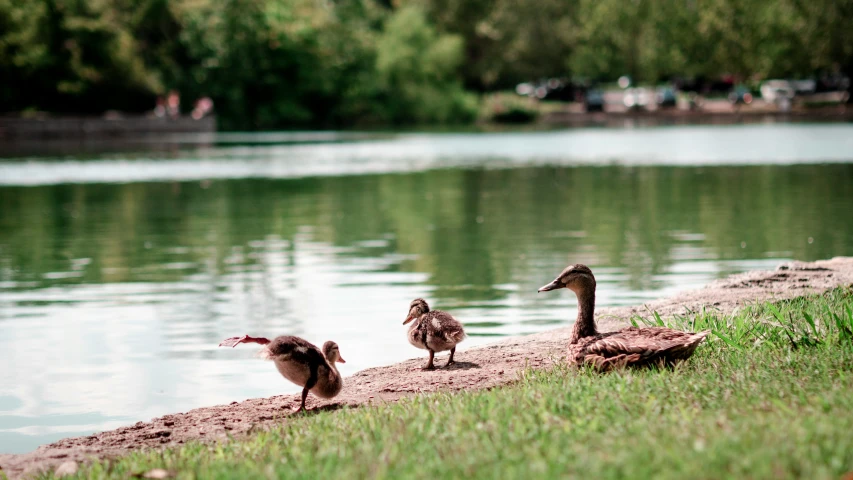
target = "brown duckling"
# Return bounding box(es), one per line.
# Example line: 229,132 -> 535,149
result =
219,334 -> 345,412
538,264 -> 709,371
404,298 -> 466,370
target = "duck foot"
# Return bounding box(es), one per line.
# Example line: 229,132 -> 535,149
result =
218,335 -> 271,348
291,386 -> 309,413
421,350 -> 436,370
444,347 -> 457,367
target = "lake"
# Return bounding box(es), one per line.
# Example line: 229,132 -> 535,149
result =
1,123 -> 852,453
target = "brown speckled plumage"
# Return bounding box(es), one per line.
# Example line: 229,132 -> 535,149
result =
219,334 -> 345,412
539,264 -> 709,371
404,298 -> 466,370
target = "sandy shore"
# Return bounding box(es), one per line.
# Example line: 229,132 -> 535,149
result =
2,257 -> 852,479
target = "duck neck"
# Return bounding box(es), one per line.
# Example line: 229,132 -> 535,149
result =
407,318 -> 420,334
570,288 -> 597,343
323,358 -> 340,383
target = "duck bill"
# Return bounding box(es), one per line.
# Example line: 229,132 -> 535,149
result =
538,279 -> 562,292
403,315 -> 415,325
337,355 -> 346,364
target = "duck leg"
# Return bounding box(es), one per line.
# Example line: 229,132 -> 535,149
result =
293,387 -> 309,414
219,335 -> 271,347
422,350 -> 436,370
445,347 -> 456,367
293,368 -> 318,413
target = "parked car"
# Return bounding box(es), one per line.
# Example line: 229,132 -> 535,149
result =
655,86 -> 677,108
760,80 -> 795,104
584,88 -> 605,112
515,78 -> 578,102
728,86 -> 754,105
623,87 -> 651,110
790,79 -> 816,94
515,82 -> 535,97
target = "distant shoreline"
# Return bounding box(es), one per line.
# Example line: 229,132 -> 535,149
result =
540,104 -> 853,128
1,104 -> 849,144
0,115 -> 216,141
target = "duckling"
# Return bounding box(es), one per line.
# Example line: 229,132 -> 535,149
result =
538,264 -> 709,371
219,334 -> 345,412
403,298 -> 466,370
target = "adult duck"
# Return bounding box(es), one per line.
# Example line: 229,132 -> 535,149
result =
219,334 -> 345,412
538,264 -> 709,371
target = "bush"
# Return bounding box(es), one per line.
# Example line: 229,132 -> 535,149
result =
373,6 -> 478,125
479,92 -> 540,123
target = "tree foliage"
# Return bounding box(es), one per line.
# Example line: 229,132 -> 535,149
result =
1,0 -> 851,127
375,6 -> 476,123
0,0 -> 159,112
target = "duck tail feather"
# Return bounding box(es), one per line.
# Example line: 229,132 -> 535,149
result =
691,330 -> 712,343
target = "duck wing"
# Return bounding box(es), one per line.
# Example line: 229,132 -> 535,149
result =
571,327 -> 709,371
424,310 -> 466,344
267,336 -> 328,367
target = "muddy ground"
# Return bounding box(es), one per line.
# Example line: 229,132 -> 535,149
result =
2,257 -> 852,479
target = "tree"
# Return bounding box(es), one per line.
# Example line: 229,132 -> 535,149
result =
413,0 -> 578,90
0,0 -> 158,113
375,5 -> 476,123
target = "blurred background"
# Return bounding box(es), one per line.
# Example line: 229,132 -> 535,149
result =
1,0 -> 853,456
0,0 -> 851,130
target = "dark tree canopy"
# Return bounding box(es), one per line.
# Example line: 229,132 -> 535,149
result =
1,0 -> 850,128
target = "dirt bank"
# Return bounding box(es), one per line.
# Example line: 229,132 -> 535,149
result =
2,257 -> 852,479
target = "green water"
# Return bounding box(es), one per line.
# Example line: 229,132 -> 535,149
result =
1,126 -> 852,454
3,165 -> 848,291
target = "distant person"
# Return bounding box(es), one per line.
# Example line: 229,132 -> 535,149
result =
153,96 -> 166,117
167,90 -> 181,118
191,97 -> 214,120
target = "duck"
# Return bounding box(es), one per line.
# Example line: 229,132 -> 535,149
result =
219,334 -> 345,412
538,264 -> 709,371
404,298 -> 466,370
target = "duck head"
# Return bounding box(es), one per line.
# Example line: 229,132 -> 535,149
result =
403,298 -> 430,325
322,341 -> 346,364
538,264 -> 596,295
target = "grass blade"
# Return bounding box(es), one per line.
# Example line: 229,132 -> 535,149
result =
712,329 -> 742,349
767,303 -> 785,323
846,304 -> 853,329
803,311 -> 817,336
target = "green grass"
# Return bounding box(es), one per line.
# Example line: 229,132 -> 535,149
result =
52,288 -> 853,479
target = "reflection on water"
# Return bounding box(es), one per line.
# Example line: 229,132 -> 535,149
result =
1,126 -> 853,453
